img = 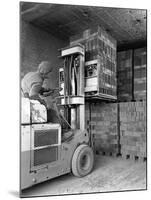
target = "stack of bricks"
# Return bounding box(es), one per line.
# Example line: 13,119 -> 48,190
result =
117,50 -> 133,101
134,47 -> 147,100
70,26 -> 116,62
117,47 -> 147,102
120,101 -> 146,161
70,26 -> 117,98
90,103 -> 119,156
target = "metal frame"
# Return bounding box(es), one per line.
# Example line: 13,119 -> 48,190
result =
30,124 -> 61,172
85,58 -> 117,100
59,44 -> 85,130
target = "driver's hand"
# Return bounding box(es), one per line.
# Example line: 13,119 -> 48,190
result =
40,99 -> 47,108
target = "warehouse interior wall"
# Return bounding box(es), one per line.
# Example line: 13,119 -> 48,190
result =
20,20 -> 69,89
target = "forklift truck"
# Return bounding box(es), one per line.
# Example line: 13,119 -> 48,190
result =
21,44 -> 94,190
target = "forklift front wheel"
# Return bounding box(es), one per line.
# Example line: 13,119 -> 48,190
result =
71,144 -> 94,177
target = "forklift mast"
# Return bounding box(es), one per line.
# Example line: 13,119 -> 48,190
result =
59,44 -> 85,130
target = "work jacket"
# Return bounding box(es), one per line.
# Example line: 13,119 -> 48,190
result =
21,71 -> 43,98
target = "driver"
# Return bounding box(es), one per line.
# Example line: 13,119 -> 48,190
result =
21,61 -> 53,107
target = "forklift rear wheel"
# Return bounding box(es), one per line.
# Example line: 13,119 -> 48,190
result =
72,144 -> 94,177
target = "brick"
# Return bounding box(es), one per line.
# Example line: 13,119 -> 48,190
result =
90,102 -> 119,154
119,101 -> 146,161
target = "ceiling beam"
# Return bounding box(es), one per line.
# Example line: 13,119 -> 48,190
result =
117,40 -> 147,51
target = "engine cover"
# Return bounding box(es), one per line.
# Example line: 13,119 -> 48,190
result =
21,97 -> 47,124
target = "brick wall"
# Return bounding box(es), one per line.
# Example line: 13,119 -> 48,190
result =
85,101 -> 147,160
120,101 -> 146,160
117,47 -> 147,101
86,102 -> 119,155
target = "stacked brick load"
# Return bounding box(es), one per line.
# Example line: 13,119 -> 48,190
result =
117,47 -> 147,102
120,101 -> 146,161
90,103 -> 119,155
117,50 -> 133,101
134,47 -> 147,100
70,26 -> 117,99
70,26 -> 116,62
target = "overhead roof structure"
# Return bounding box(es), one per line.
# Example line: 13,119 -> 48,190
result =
21,2 -> 147,50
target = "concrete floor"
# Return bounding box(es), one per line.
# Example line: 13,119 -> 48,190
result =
21,155 -> 147,197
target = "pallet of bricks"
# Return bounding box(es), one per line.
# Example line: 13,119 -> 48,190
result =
117,47 -> 147,101
70,26 -> 117,99
134,47 -> 147,100
120,101 -> 146,162
90,102 -> 119,156
117,50 -> 133,101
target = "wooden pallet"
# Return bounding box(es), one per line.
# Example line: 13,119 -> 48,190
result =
95,150 -> 119,157
121,153 -> 147,162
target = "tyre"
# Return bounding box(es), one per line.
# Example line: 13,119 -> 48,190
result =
71,144 -> 94,177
